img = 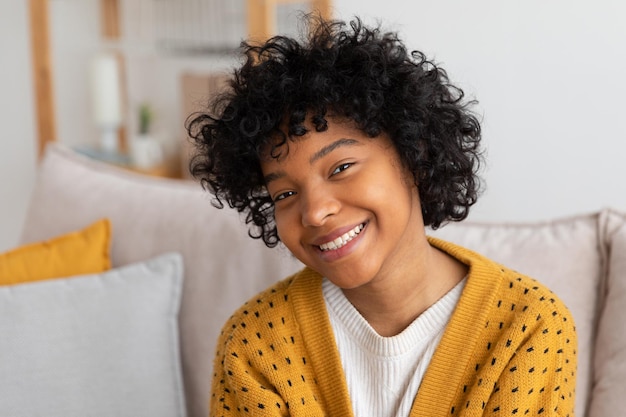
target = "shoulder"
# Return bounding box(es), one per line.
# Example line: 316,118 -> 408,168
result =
489,269 -> 578,414
429,236 -> 574,321
215,267 -> 322,349
495,265 -> 576,348
429,236 -> 576,346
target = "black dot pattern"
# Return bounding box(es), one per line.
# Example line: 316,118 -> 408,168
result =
209,239 -> 577,416
438,271 -> 577,416
211,277 -> 329,416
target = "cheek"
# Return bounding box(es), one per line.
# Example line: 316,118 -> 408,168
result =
365,171 -> 419,222
360,167 -> 409,204
273,208 -> 298,245
273,212 -> 287,240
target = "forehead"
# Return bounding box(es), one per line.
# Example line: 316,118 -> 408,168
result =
261,119 -> 367,163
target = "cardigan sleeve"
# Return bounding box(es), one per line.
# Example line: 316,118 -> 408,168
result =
209,274 -> 332,417
209,327 -> 289,417
481,304 -> 578,417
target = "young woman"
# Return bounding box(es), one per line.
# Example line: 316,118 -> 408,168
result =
189,15 -> 577,417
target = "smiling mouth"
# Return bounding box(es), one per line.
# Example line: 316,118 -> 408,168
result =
318,223 -> 365,251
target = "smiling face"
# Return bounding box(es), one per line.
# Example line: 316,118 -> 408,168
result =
261,118 -> 429,291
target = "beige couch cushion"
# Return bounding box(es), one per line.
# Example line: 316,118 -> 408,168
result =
430,213 -> 604,417
20,145 -> 303,417
588,209 -> 626,417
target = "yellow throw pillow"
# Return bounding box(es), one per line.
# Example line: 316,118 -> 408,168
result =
0,219 -> 111,285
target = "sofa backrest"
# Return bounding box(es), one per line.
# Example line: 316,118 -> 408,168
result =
588,210 -> 626,417
21,145 -> 626,417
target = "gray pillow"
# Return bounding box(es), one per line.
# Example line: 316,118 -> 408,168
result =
0,253 -> 186,417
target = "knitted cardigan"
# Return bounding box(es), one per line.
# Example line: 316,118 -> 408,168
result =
210,237 -> 577,417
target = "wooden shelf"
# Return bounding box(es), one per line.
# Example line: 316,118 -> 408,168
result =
29,0 -> 332,177
29,0 -> 56,158
74,145 -> 183,179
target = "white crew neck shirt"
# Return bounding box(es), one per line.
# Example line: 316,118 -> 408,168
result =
322,277 -> 466,417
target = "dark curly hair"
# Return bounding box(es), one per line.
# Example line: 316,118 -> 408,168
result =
188,14 -> 483,248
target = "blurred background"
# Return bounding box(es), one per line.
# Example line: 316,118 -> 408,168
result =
2,0 -> 626,251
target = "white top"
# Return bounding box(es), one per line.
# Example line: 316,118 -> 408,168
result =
322,277 -> 466,417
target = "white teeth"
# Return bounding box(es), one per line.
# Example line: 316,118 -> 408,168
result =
319,224 -> 364,252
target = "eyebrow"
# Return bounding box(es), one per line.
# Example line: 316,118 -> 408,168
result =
310,138 -> 360,164
263,171 -> 284,185
263,138 -> 361,185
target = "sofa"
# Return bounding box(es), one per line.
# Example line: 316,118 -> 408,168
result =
5,143 -> 625,417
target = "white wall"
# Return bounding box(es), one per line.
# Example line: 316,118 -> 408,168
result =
0,2 -> 37,252
2,1 -> 625,252
334,0 -> 626,222
49,0 -> 238,155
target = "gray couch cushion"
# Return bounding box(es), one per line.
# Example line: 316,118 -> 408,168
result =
0,253 -> 185,417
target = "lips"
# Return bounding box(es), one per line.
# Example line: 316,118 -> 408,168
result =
318,223 -> 365,251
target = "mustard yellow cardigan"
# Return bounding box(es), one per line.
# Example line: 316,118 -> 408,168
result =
210,238 -> 577,416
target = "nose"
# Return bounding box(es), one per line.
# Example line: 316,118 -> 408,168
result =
300,187 -> 340,227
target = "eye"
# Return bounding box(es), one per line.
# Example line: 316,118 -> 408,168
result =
274,190 -> 296,202
331,162 -> 353,176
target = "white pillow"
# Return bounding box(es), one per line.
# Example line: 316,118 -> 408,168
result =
0,253 -> 186,417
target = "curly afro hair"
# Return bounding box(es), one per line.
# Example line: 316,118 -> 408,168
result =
188,14 -> 483,248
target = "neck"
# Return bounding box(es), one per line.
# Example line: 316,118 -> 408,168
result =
341,239 -> 467,337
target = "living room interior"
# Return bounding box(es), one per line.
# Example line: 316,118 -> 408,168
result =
3,1 -> 626,252
1,1 -> 625,416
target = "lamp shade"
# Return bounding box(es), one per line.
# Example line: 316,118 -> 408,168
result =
90,53 -> 122,128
